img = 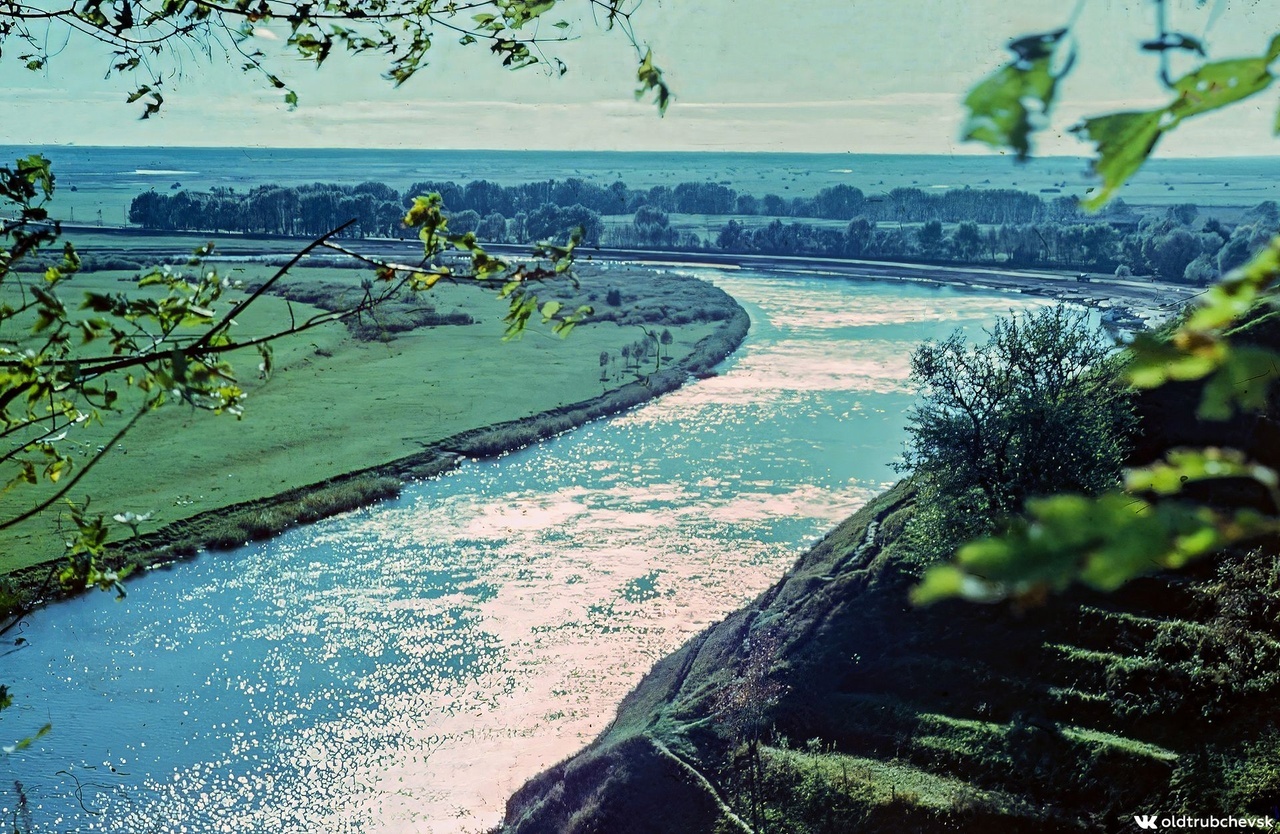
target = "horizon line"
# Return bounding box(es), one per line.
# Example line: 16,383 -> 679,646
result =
6,143 -> 1279,163
0,142 -> 1270,161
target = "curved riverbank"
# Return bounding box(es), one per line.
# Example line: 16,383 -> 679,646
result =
0,270 -> 1067,833
494,281 -> 1262,834
497,393 -> 1279,833
2,286 -> 750,613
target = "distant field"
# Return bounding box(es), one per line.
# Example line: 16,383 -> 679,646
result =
0,264 -> 722,573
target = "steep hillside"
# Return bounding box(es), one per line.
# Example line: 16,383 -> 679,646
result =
497,313 -> 1280,834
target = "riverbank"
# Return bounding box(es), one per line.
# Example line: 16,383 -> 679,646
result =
4,271 -> 1045,834
495,280 -> 1275,834
0,265 -> 750,613
498,312 -> 1280,834
558,247 -> 1196,330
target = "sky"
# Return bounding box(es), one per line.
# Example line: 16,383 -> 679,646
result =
3,0 -> 1279,156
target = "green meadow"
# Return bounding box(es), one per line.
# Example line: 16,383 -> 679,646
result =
0,263 -> 731,575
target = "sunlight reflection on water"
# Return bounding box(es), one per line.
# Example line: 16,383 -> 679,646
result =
1,272 -> 1036,833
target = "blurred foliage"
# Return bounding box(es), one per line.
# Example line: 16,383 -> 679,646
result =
962,29 -> 1073,161
920,3 -> 1280,605
917,241 -> 1280,605
964,5 -> 1280,210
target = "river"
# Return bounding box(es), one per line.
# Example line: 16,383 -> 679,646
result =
0,270 -> 1038,833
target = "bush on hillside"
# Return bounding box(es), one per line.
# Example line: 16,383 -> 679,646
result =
899,305 -> 1134,558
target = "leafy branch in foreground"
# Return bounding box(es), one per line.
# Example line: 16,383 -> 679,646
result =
0,0 -> 668,116
1072,34 -> 1280,209
913,467 -> 1279,606
0,157 -> 591,580
964,3 -> 1280,208
961,28 -> 1074,162
931,3 -> 1280,606
0,154 -> 596,749
915,239 -> 1280,606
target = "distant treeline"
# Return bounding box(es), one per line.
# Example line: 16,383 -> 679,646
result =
128,181 -> 607,244
130,178 -> 1077,238
127,179 -> 1280,284
710,202 -> 1280,283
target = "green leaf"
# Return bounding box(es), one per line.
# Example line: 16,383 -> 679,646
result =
912,564 -> 1002,605
961,29 -> 1072,160
1197,345 -> 1280,420
1072,111 -> 1164,211
1076,45 -> 1280,209
10,723 -> 52,752
1126,330 -> 1226,389
1126,448 -> 1279,495
1190,236 -> 1280,331
635,48 -> 671,116
913,491 -> 1276,604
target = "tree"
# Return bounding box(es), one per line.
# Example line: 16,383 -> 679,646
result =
526,203 -> 604,246
1183,253 -> 1219,286
1165,203 -> 1199,227
1143,227 -> 1202,282
900,305 -> 1133,553
716,219 -> 746,251
1076,224 -> 1119,269
632,205 -> 675,247
646,330 -> 661,370
813,184 -> 866,220
951,221 -> 984,261
451,209 -> 482,236
916,220 -> 944,258
479,211 -> 509,243
845,217 -> 875,258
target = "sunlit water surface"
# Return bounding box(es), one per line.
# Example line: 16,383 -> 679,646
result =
1,272 -> 1038,833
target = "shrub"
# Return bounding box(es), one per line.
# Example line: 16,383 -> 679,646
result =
900,305 -> 1134,554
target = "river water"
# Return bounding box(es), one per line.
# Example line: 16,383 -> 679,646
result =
1,270 -> 1036,833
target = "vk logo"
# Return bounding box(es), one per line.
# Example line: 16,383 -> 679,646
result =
1134,816 -> 1160,830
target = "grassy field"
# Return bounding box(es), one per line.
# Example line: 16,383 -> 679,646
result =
0,262 -> 734,575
